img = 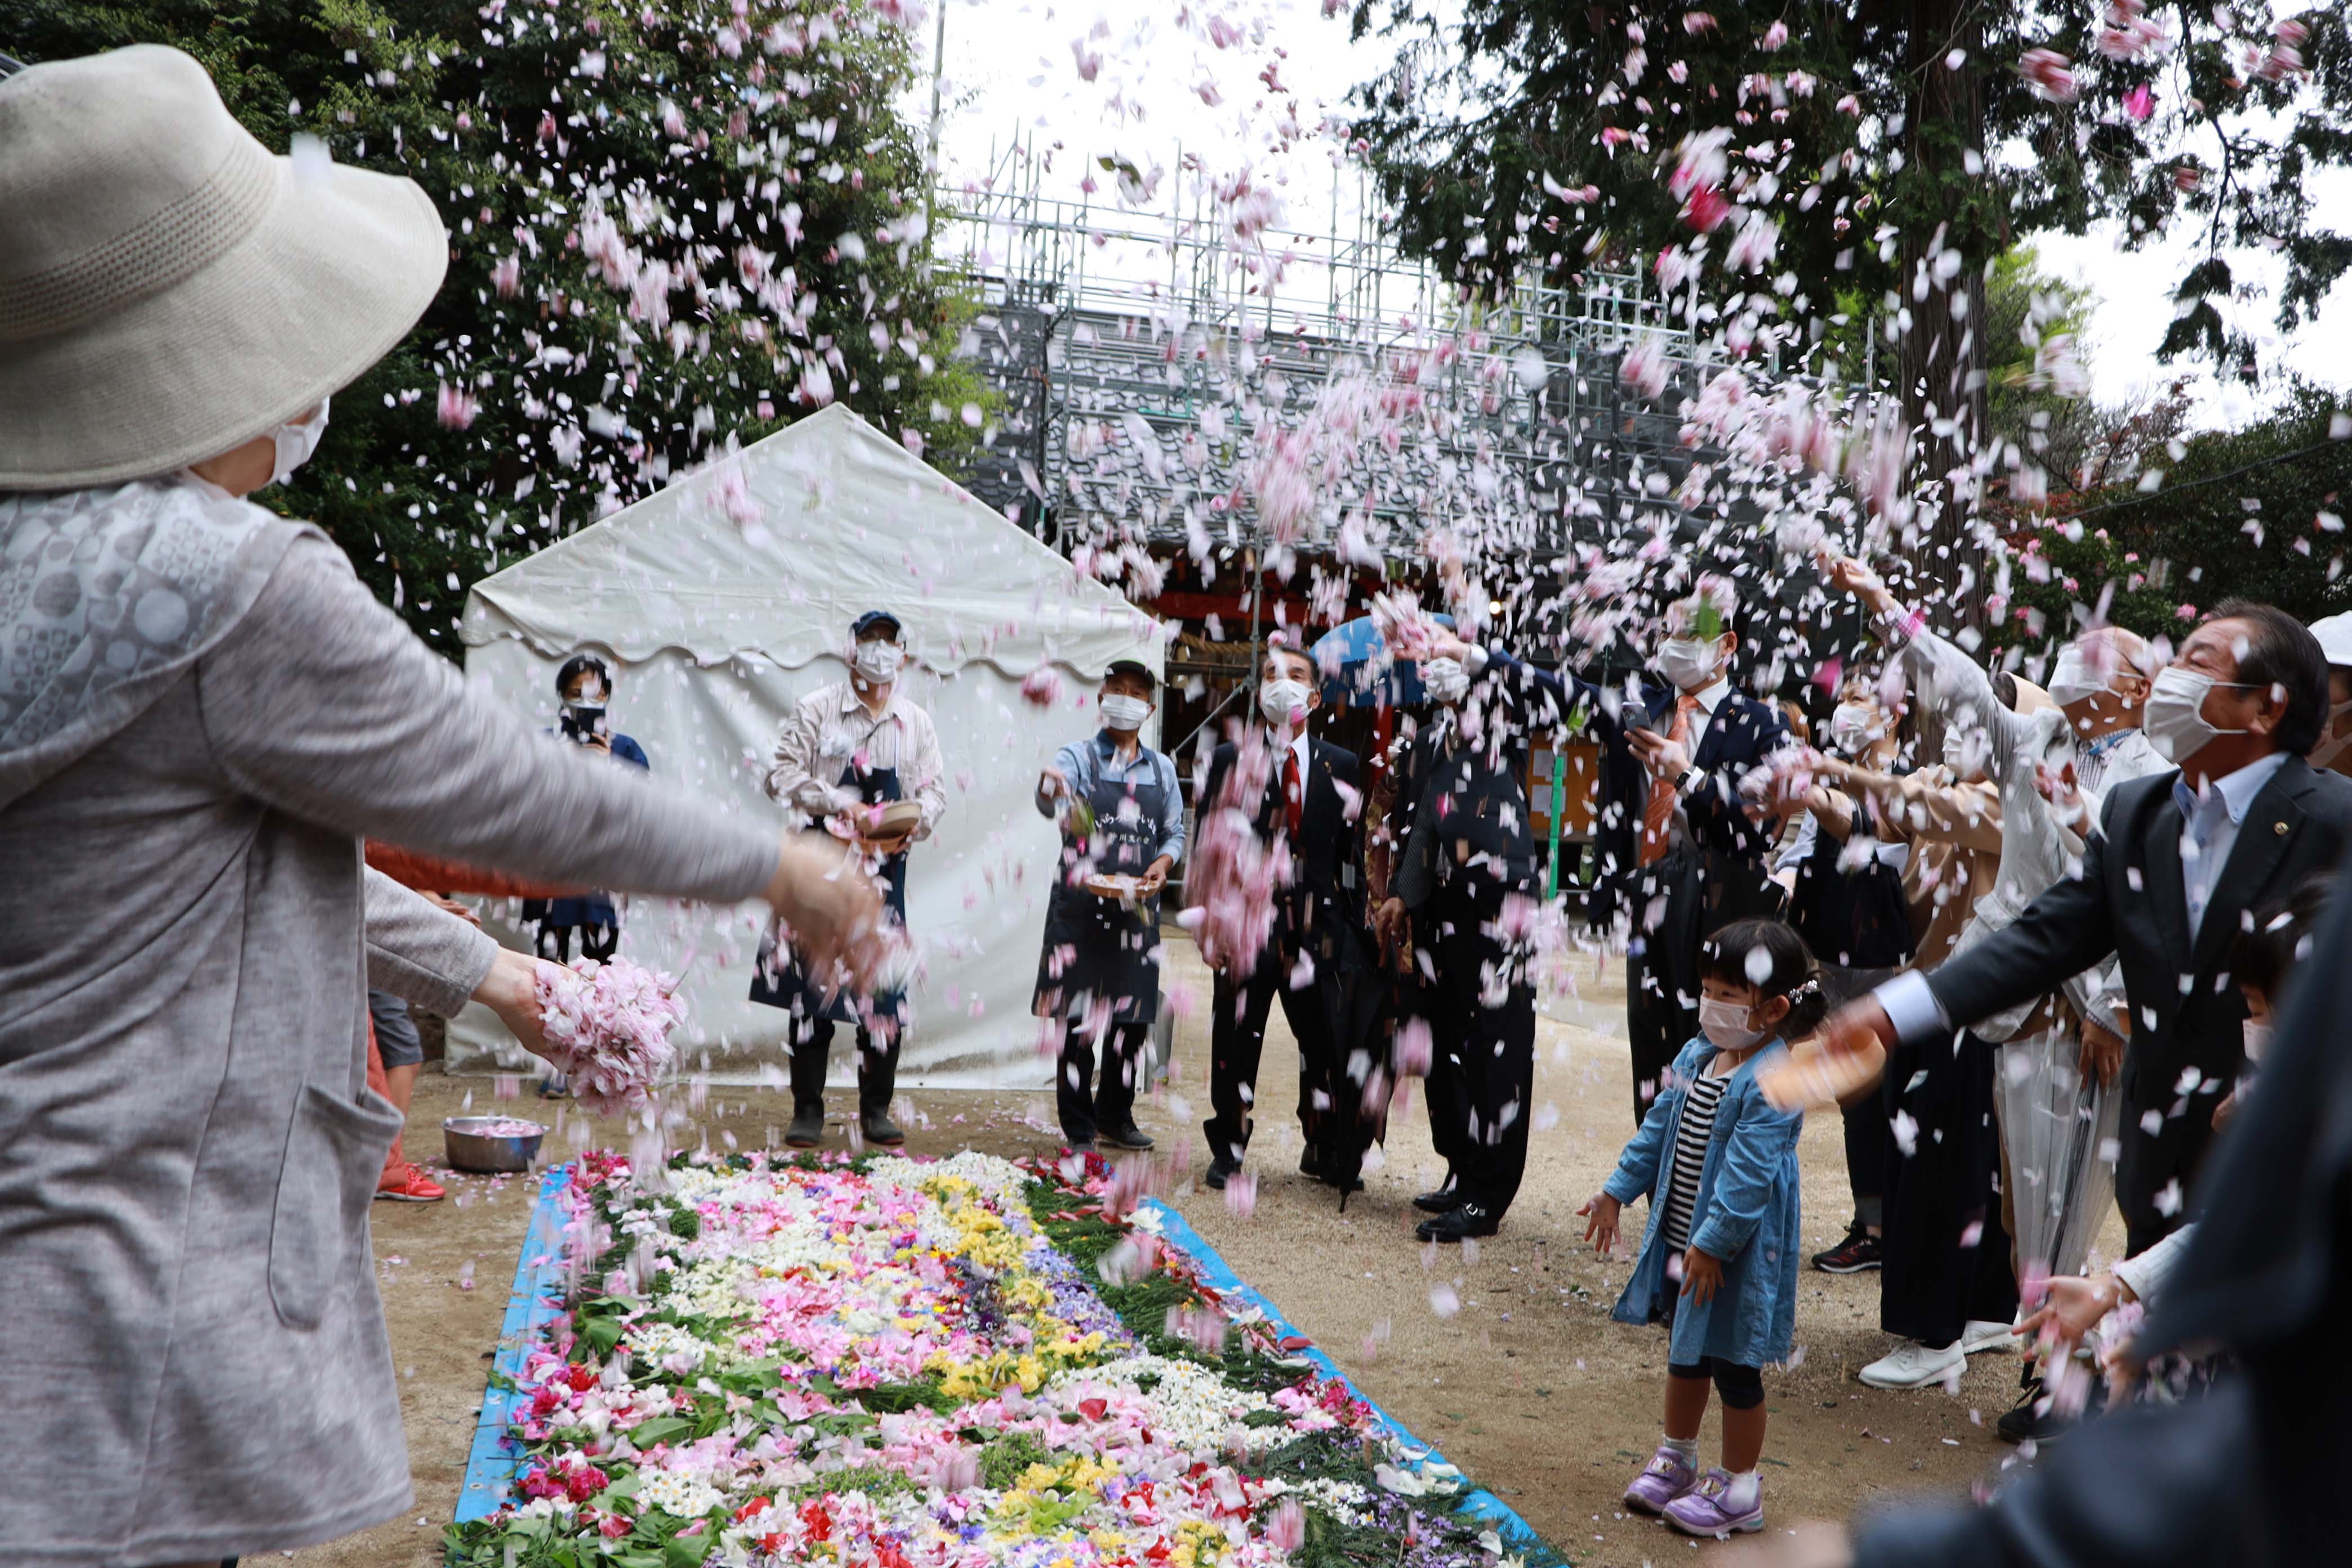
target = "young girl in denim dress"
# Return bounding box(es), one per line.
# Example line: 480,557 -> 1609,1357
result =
1580,917 -> 1818,1536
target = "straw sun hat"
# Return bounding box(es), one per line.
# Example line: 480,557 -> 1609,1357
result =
0,44 -> 448,489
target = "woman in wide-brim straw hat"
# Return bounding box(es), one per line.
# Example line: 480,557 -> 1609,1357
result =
0,46 -> 884,1567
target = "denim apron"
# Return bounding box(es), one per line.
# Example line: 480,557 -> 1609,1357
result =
749,756 -> 908,1025
1031,749 -> 1167,1026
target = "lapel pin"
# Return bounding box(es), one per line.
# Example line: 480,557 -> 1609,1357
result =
2275,821 -> 2288,835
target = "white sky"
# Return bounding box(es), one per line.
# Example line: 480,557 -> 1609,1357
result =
915,0 -> 2352,431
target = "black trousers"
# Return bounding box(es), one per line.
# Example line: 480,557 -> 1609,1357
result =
1059,1019 -> 1148,1143
790,1017 -> 899,1117
1881,1030 -> 2019,1346
1418,875 -> 1536,1218
1625,850 -> 1704,1126
1202,933 -> 1332,1166
1821,965 -> 1901,1228
533,921 -> 618,964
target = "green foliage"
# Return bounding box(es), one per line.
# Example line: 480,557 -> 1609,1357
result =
1986,386 -> 2352,654
976,1428 -> 1055,1490
1985,246 -> 2095,443
10,0 -> 991,653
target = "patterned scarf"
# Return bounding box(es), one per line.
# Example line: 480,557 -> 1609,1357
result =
0,479 -> 299,807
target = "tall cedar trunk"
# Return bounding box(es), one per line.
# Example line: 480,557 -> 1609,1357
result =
1894,0 -> 1990,639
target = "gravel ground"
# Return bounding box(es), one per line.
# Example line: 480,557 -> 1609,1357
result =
289,943 -> 2115,1567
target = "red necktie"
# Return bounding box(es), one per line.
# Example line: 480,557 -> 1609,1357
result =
1283,749 -> 1303,837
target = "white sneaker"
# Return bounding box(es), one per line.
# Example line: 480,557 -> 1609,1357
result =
1961,1318 -> 2017,1355
1858,1339 -> 1966,1389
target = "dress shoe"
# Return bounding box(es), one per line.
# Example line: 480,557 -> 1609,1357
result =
1099,1124 -> 1156,1151
1415,1200 -> 1498,1241
1411,1182 -> 1461,1215
1204,1156 -> 1240,1191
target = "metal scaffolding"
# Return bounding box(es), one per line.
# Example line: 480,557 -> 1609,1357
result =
933,136 -> 1716,567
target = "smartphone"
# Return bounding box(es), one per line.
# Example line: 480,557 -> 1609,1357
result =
560,704 -> 607,743
1622,705 -> 1656,736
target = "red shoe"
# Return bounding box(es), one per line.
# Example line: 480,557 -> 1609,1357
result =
375,1165 -> 446,1203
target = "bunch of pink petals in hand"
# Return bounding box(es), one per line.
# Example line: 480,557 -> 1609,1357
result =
533,956 -> 685,1116
1178,727 -> 1289,975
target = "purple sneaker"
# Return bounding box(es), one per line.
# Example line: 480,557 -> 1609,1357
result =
1663,1469 -> 1764,1536
1621,1446 -> 1699,1515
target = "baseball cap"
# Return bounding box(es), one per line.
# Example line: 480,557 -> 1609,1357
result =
1103,658 -> 1156,692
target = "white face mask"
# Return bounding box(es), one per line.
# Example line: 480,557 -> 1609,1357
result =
2242,1018 -> 2273,1064
1100,693 -> 1153,732
2307,697 -> 2352,768
1698,996 -> 1767,1052
852,639 -> 903,683
1422,656 -> 1469,706
1259,679 -> 1311,728
268,397 -> 331,487
1830,702 -> 1876,755
1656,636 -> 1724,692
2046,644 -> 2123,710
2142,665 -> 2255,764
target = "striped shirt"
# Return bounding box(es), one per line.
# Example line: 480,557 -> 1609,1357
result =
1660,1069 -> 1732,1254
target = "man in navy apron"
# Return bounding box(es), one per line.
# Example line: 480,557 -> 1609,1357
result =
755,610 -> 947,1149
1033,658 -> 1186,1152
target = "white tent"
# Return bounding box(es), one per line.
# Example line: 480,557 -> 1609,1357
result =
443,404 -> 1164,1087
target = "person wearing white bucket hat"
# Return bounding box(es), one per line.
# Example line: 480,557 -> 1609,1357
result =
2302,611 -> 2352,776
0,46 -> 886,1567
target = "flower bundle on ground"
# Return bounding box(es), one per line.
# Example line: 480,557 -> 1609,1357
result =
446,1148 -> 1558,1568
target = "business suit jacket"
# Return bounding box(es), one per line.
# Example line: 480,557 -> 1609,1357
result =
1388,647 -> 1570,903
1848,877 -> 2352,1568
1566,671 -> 1790,924
1922,753 -> 2352,1241
1199,732 -> 1366,947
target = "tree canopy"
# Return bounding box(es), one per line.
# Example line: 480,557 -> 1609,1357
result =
1348,1 -> 2346,382
1347,1 -> 2346,624
11,0 -> 988,651
1987,385 -> 2352,657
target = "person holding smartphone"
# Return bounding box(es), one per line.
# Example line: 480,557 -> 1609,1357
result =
523,653 -> 651,961
522,652 -> 652,1094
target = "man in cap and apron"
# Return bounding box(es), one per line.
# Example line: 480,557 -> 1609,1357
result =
1034,658 -> 1186,1151
756,609 -> 947,1148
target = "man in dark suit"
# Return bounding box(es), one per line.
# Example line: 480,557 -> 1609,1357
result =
1374,626 -> 1570,1240
1565,581 -> 1792,1124
1823,600 -> 2352,1255
1196,642 -> 1371,1192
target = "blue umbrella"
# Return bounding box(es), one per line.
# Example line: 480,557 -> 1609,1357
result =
1308,613 -> 1455,708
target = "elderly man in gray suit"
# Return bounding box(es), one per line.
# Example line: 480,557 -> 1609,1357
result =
1814,600 -> 2352,1258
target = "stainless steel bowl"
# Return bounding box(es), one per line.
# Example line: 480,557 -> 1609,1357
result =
443,1115 -> 546,1174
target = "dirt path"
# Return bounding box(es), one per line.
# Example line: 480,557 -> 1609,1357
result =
299,947 -> 2109,1566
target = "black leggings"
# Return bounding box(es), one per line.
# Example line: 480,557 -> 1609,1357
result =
1660,1280 -> 1767,1409
1667,1355 -> 1766,1410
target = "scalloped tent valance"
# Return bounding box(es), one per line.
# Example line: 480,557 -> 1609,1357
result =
461,403 -> 1159,680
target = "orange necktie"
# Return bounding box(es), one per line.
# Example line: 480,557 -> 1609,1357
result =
1637,695 -> 1699,867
